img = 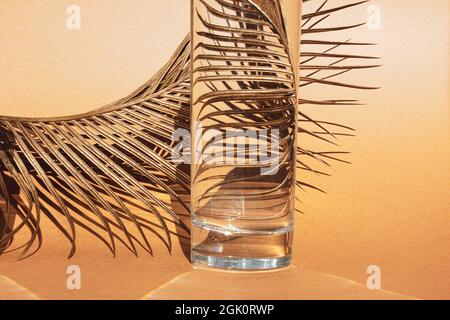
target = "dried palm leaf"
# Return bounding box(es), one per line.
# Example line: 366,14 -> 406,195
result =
0,0 -> 377,258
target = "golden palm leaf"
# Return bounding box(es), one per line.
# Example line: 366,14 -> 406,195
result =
0,0 -> 377,258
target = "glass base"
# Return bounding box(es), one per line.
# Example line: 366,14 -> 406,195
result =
192,254 -> 292,271
191,219 -> 293,271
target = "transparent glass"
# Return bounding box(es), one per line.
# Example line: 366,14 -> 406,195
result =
191,0 -> 301,271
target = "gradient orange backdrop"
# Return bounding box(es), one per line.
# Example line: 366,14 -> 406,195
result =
0,0 -> 449,299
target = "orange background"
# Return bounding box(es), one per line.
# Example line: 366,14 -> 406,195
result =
0,0 -> 449,299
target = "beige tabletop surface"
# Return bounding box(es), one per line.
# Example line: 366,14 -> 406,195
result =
0,214 -> 416,300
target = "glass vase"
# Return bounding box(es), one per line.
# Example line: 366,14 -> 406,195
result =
191,0 -> 301,270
